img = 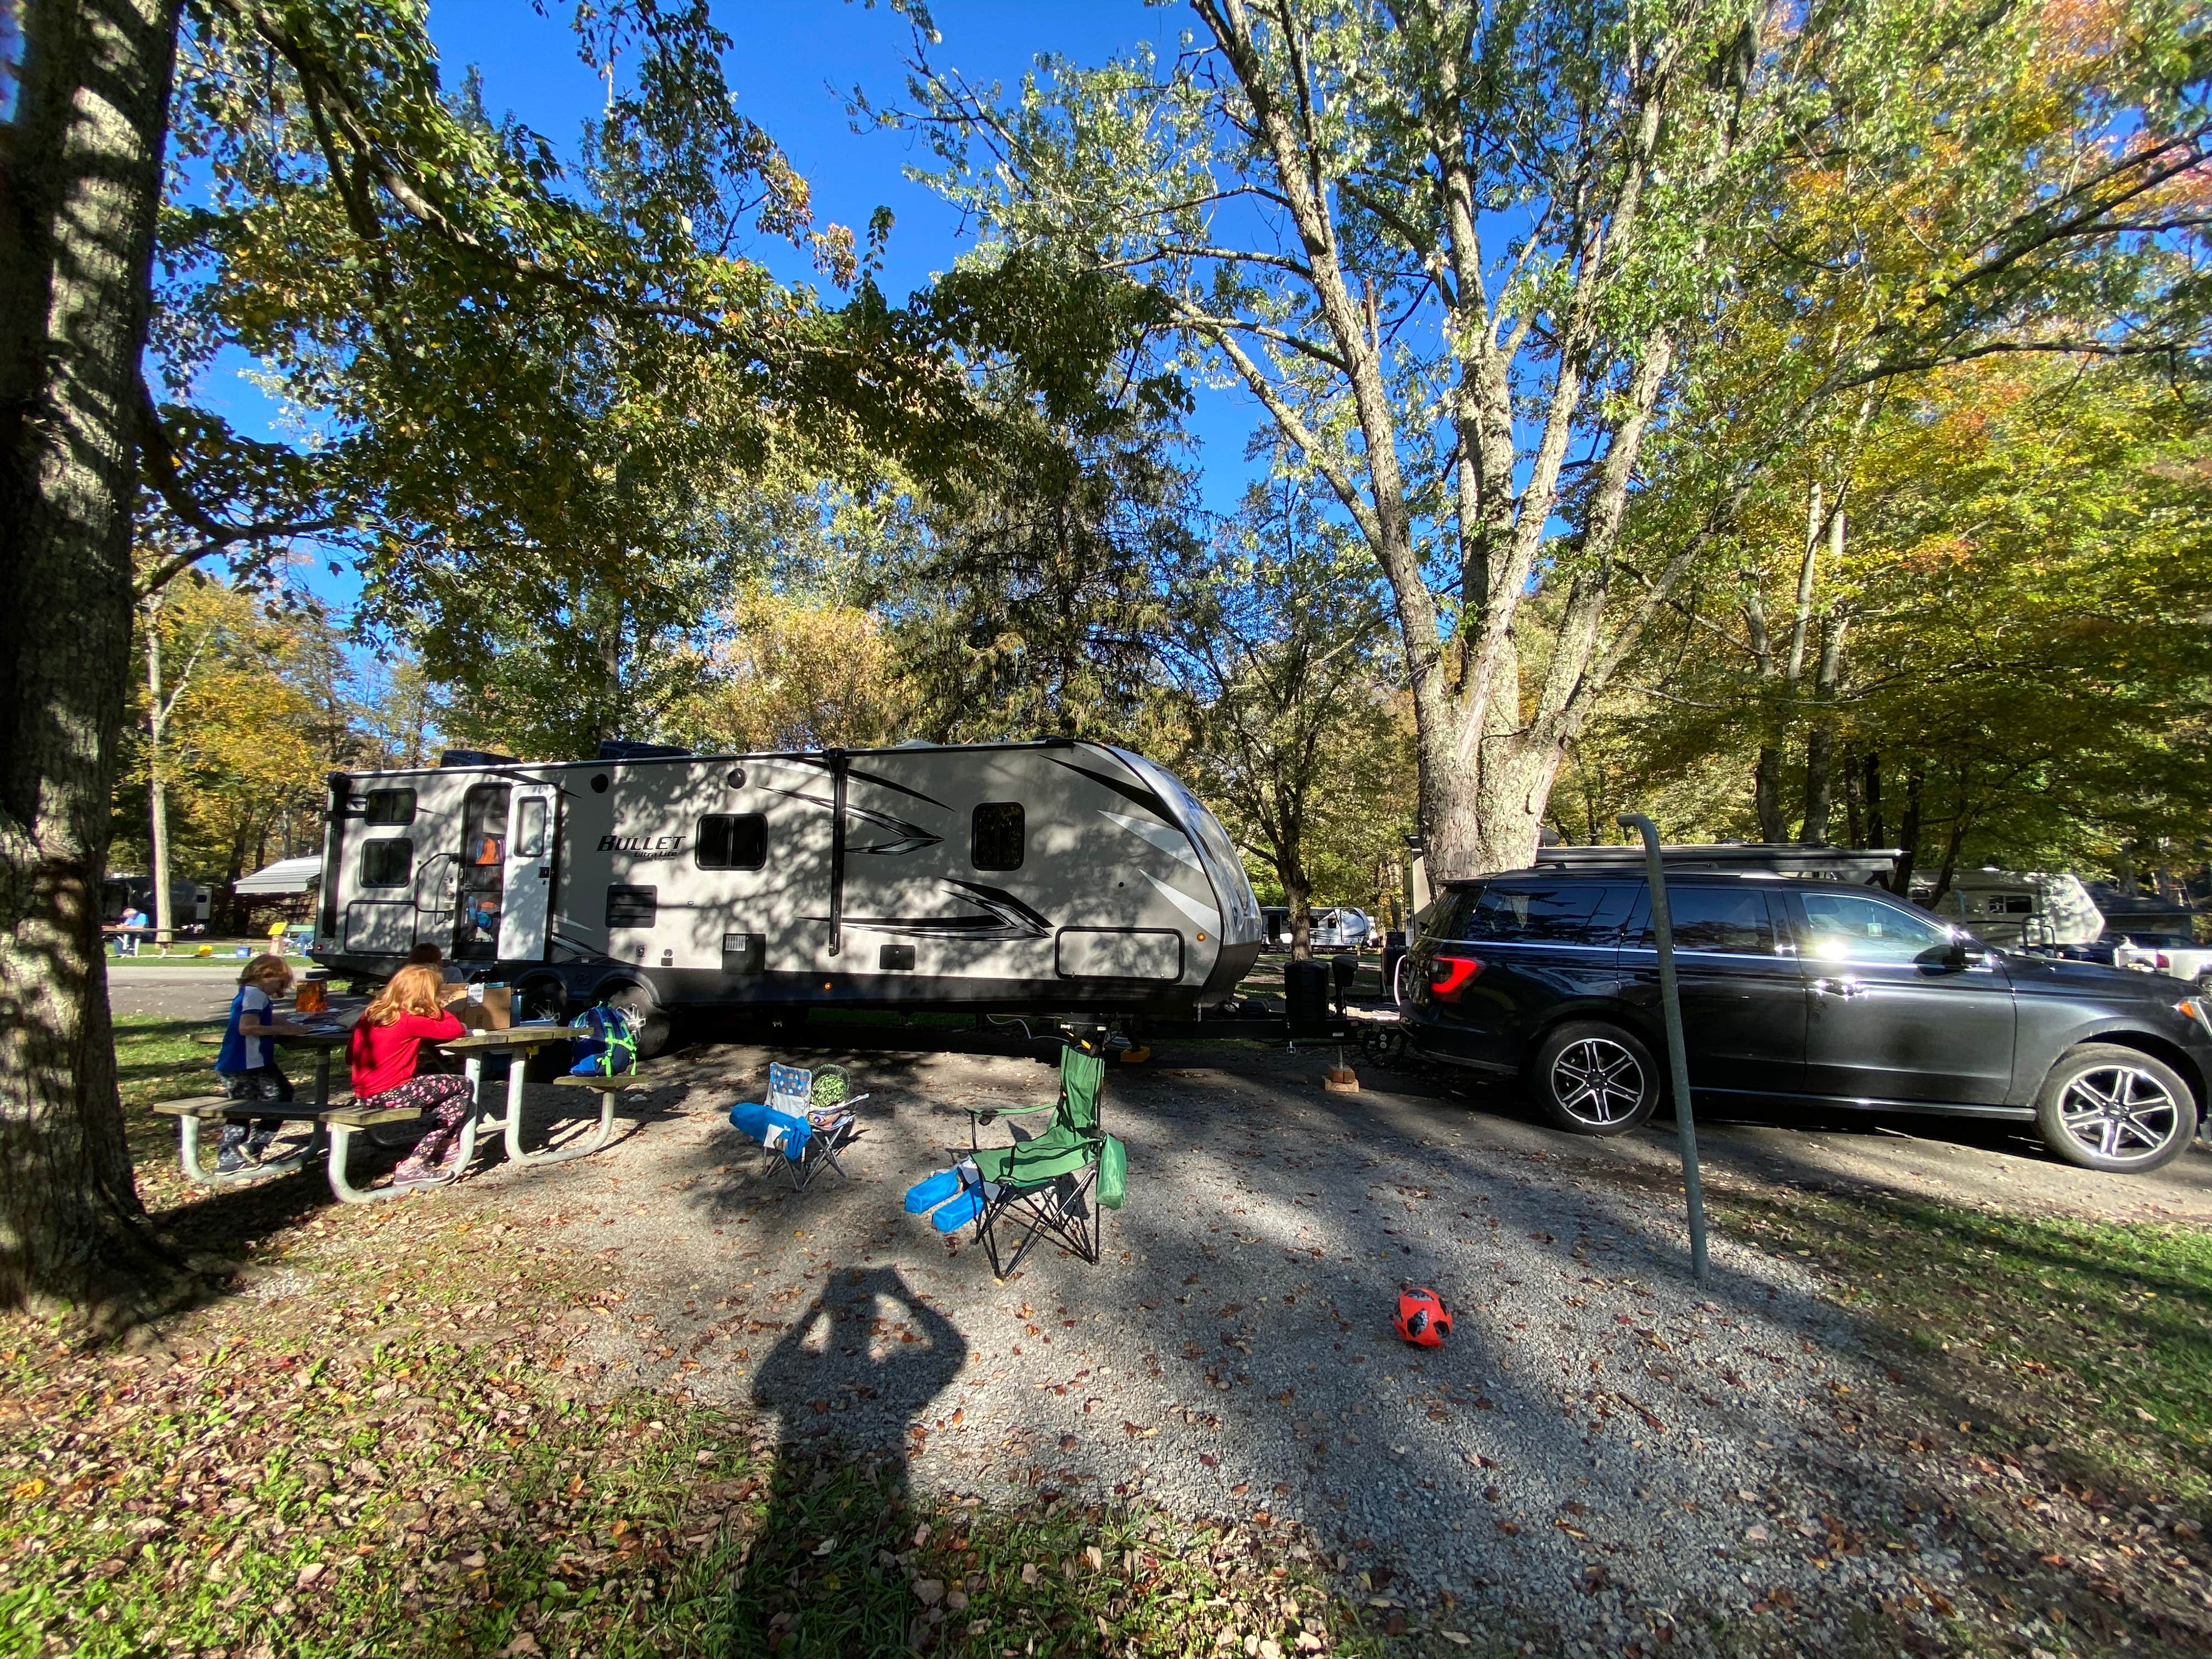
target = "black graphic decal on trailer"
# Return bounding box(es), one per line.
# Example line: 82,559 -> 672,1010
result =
758,787 -> 943,856
844,765 -> 949,809
820,880 -> 1054,943
1047,757 -> 1172,821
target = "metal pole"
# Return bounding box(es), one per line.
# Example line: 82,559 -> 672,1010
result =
1618,814 -> 1709,1283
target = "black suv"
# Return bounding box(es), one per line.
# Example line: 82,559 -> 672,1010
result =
1403,870 -> 2211,1173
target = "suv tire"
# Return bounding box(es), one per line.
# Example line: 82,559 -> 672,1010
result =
2034,1043 -> 2199,1172
1530,1020 -> 1660,1136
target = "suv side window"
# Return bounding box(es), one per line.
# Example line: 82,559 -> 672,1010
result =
1799,889 -> 1948,964
1632,885 -> 1776,953
1471,883 -> 1618,944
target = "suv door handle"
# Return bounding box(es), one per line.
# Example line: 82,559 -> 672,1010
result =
1811,977 -> 1866,999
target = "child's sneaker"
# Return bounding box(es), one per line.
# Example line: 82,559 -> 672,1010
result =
245,1124 -> 279,1161
215,1124 -> 250,1174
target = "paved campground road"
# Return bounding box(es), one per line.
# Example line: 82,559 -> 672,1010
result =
108,963 -> 263,1022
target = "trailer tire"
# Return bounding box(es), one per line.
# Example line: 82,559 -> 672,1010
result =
516,977 -> 569,1024
600,980 -> 671,1059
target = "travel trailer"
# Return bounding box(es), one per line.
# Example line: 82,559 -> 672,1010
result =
312,740 -> 1265,1050
1916,869 -> 2103,950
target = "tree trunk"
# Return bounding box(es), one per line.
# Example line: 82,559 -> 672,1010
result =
1862,751 -> 1886,849
1285,868 -> 1313,963
1927,819 -> 1969,911
1753,747 -> 1786,843
1892,769 -> 1925,898
1425,733 -> 1561,879
144,599 -> 173,950
0,0 -> 188,1316
1797,605 -> 1848,845
219,820 -> 251,936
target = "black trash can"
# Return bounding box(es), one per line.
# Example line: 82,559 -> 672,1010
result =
1284,958 -> 1332,1035
1381,931 -> 1408,1005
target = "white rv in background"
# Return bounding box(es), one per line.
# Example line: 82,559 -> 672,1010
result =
313,740 -> 1264,1049
1919,869 -> 2103,950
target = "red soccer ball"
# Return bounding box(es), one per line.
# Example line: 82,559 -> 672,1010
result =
1395,1286 -> 1451,1347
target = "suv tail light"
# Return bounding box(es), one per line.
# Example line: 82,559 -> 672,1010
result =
1429,954 -> 1484,1002
2158,952 -> 2172,969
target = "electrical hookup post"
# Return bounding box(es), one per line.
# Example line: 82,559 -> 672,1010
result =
1618,815 -> 1712,1284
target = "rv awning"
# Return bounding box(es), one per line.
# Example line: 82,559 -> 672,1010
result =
234,855 -> 321,896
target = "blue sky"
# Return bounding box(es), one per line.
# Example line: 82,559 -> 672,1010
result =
206,1 -> 1267,615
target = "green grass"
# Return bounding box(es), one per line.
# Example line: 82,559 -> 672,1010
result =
1718,1187 -> 2212,1509
114,1013 -> 223,1113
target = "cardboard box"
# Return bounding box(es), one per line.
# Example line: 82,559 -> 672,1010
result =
457,988 -> 512,1032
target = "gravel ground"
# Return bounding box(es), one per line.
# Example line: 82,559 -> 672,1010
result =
439,1035 -> 2001,1654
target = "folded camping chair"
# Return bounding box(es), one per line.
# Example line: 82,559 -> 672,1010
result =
962,1039 -> 1124,1280
729,1062 -> 866,1192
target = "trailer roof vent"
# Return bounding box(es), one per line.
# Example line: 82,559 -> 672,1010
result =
439,749 -> 515,768
596,738 -> 693,761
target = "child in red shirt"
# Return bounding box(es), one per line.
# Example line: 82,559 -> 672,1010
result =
348,963 -> 471,1189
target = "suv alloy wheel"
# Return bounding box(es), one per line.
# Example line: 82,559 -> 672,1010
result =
2034,1043 -> 2199,1172
1530,1020 -> 1660,1136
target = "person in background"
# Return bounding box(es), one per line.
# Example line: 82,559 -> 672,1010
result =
348,963 -> 472,1190
117,905 -> 150,956
214,953 -> 307,1171
403,941 -> 473,1000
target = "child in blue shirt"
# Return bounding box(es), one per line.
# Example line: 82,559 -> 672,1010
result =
214,954 -> 308,1171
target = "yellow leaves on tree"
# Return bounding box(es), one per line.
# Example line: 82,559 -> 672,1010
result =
669,594 -> 916,755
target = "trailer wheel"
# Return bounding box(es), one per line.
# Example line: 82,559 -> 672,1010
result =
600,980 -> 671,1059
516,977 -> 569,1024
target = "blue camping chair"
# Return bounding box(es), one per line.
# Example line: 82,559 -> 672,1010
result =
729,1063 -> 866,1191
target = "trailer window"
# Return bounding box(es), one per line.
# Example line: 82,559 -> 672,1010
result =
360,838 -> 413,888
972,803 -> 1024,871
696,813 -> 767,870
606,886 -> 658,928
512,798 -> 548,860
363,788 -> 415,826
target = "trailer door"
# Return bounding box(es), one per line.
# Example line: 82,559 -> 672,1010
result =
497,784 -> 557,963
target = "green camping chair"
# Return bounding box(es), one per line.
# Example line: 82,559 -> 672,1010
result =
962,1037 -> 1126,1280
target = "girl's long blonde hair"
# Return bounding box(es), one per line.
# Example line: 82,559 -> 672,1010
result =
363,963 -> 447,1026
239,953 -> 294,990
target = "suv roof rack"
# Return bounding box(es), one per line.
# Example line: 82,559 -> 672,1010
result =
1533,843 -> 1904,881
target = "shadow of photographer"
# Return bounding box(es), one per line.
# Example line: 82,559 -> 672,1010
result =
732,1263 -> 970,1654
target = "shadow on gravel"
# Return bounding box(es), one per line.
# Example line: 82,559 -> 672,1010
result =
740,1265 -> 969,1651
